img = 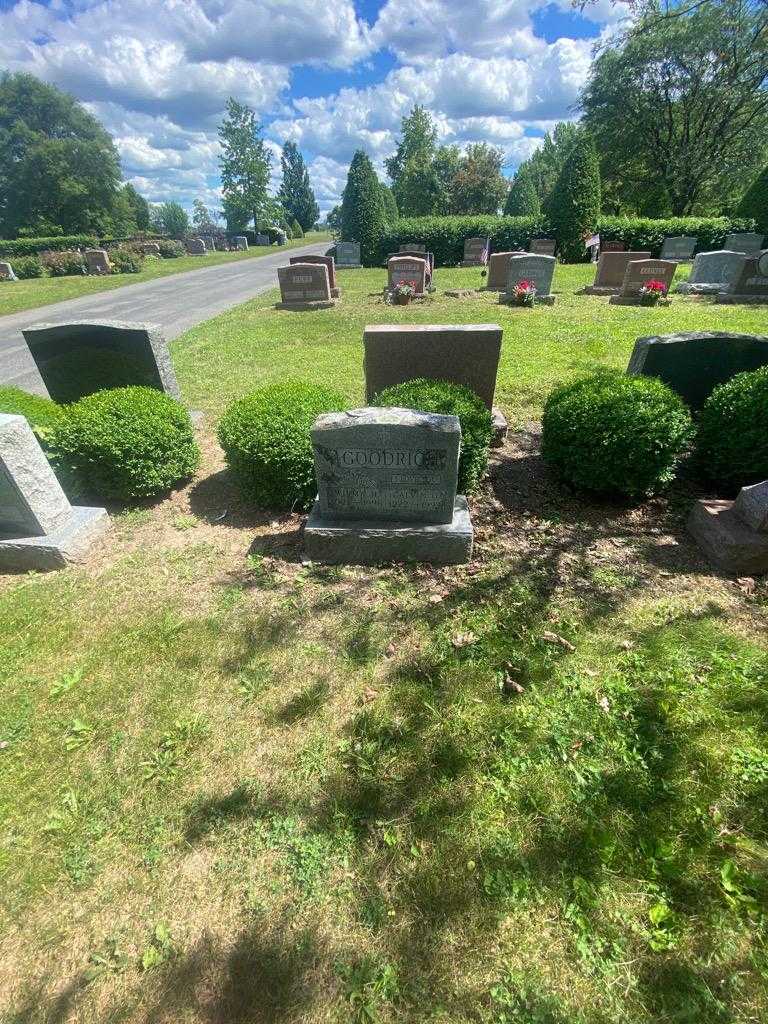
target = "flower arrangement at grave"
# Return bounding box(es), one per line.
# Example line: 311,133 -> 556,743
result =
512,279 -> 537,308
391,279 -> 417,305
639,279 -> 668,306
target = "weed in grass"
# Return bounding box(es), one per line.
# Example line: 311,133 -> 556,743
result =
48,667 -> 83,699
236,659 -> 272,702
336,957 -> 400,1024
84,935 -> 130,983
488,971 -> 577,1024
64,717 -> 94,751
172,513 -> 199,531
62,843 -> 95,886
43,787 -> 80,833
140,922 -> 174,971
141,716 -> 207,784
115,507 -> 152,529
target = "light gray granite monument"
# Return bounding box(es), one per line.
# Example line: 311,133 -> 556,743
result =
660,236 -> 697,261
688,479 -> 768,575
22,319 -> 181,404
276,263 -> 336,310
529,238 -> 556,256
186,237 -> 206,255
85,248 -> 112,275
501,254 -> 556,305
0,414 -> 110,572
676,250 -> 746,294
461,237 -> 489,267
0,261 -> 17,281
627,331 -> 768,409
233,236 -> 249,250
336,242 -> 362,268
304,407 -> 473,565
715,252 -> 768,304
724,232 -> 764,254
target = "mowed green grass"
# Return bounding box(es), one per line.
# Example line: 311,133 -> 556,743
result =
1,263 -> 768,1023
0,233 -> 331,317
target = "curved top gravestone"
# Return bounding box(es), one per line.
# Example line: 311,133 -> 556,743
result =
627,331 -> 768,409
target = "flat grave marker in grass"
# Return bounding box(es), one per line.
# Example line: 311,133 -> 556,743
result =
22,319 -> 182,404
305,405 -> 473,565
0,412 -> 109,571
627,330 -> 768,408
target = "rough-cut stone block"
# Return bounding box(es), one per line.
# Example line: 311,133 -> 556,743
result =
363,323 -> 502,409
305,495 -> 473,565
627,331 -> 768,409
186,237 -> 206,255
733,480 -> 768,533
22,319 -> 180,403
688,499 -> 768,575
0,505 -> 110,572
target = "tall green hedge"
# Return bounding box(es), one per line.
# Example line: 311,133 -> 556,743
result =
0,235 -> 98,257
737,166 -> 768,234
548,133 -> 601,262
375,214 -> 757,266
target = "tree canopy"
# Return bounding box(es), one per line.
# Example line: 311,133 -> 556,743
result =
152,202 -> 190,238
218,97 -> 278,232
277,141 -> 319,232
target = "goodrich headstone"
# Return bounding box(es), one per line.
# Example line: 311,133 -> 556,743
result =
486,251 -> 526,290
676,250 -> 746,294
277,263 -> 335,309
22,320 -> 181,404
363,323 -> 502,410
85,249 -> 112,275
716,253 -> 768,304
609,258 -> 677,305
304,407 -> 473,565
660,236 -> 696,261
725,232 -> 764,254
0,413 -> 109,571
502,254 -> 556,304
627,331 -> 768,409
581,251 -> 652,294
290,253 -> 340,297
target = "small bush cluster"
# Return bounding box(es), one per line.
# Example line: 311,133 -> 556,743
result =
218,380 -> 348,510
42,249 -> 86,277
50,387 -> 200,500
0,386 -> 64,435
697,368 -> 768,491
542,372 -> 693,498
0,234 -> 98,258
11,255 -> 44,279
373,378 -> 492,494
109,247 -> 144,274
157,239 -> 186,258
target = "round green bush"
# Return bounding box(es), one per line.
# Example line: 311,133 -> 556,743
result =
218,380 -> 348,510
541,371 -> 693,498
0,386 -> 63,434
157,239 -> 185,258
49,387 -> 200,500
372,378 -> 492,494
11,255 -> 44,279
110,247 -> 143,273
697,367 -> 768,491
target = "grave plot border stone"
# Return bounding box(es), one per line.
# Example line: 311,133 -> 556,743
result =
627,330 -> 768,409
276,263 -> 337,311
0,413 -> 110,572
579,251 -> 652,294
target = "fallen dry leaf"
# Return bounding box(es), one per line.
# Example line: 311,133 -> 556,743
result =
384,643 -> 396,657
428,594 -> 444,604
541,630 -> 576,653
598,696 -> 610,714
361,687 -> 378,704
502,673 -> 525,696
452,631 -> 477,649
619,639 -> 634,651
736,577 -> 756,596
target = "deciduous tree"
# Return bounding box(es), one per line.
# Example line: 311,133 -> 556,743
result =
218,97 -> 277,232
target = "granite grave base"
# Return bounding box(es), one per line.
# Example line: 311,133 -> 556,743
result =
578,285 -> 621,296
445,289 -> 478,298
275,299 -> 339,311
499,294 -> 556,306
305,495 -> 473,565
714,293 -> 768,305
0,505 -> 110,573
675,282 -> 722,295
608,296 -> 672,306
688,500 -> 768,575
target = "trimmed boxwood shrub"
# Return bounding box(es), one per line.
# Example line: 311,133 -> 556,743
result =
11,255 -> 44,279
542,372 -> 693,498
0,234 -> 97,258
0,386 -> 63,435
697,367 -> 768,491
110,247 -> 143,273
49,387 -> 199,500
218,380 -> 348,510
157,239 -> 185,258
372,378 -> 492,494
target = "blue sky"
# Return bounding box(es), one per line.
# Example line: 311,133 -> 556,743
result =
0,0 -> 629,216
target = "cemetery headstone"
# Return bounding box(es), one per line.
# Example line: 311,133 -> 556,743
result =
22,319 -> 181,404
580,251 -> 652,294
0,261 -> 17,282
601,240 -> 626,252
627,331 -> 768,409
336,241 -> 362,268
395,250 -> 435,283
688,478 -> 768,575
304,406 -> 473,565
233,235 -> 249,250
290,253 -> 340,297
724,232 -> 764,254
461,237 -> 489,267
529,238 -> 556,256
660,236 -> 697,261
715,254 -> 768,304
387,256 -> 428,296
676,250 -> 746,294
608,258 -> 677,305
186,238 -> 206,255
363,323 -> 502,410
276,263 -> 336,310
0,413 -> 110,572
399,243 -> 425,252
139,242 -> 161,256
85,248 -> 112,275
486,251 -> 526,290
255,233 -> 270,246
502,254 -> 556,305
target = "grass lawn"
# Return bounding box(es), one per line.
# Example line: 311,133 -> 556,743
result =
0,233 -> 331,318
2,263 -> 768,1023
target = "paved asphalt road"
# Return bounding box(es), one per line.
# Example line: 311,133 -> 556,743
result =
0,240 -> 329,395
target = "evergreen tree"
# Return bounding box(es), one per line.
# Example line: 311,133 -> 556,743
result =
504,166 -> 541,217
218,97 -> 278,232
380,183 -> 398,224
738,164 -> 768,233
385,105 -> 439,213
548,133 -> 601,262
341,150 -> 385,266
277,141 -> 319,232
